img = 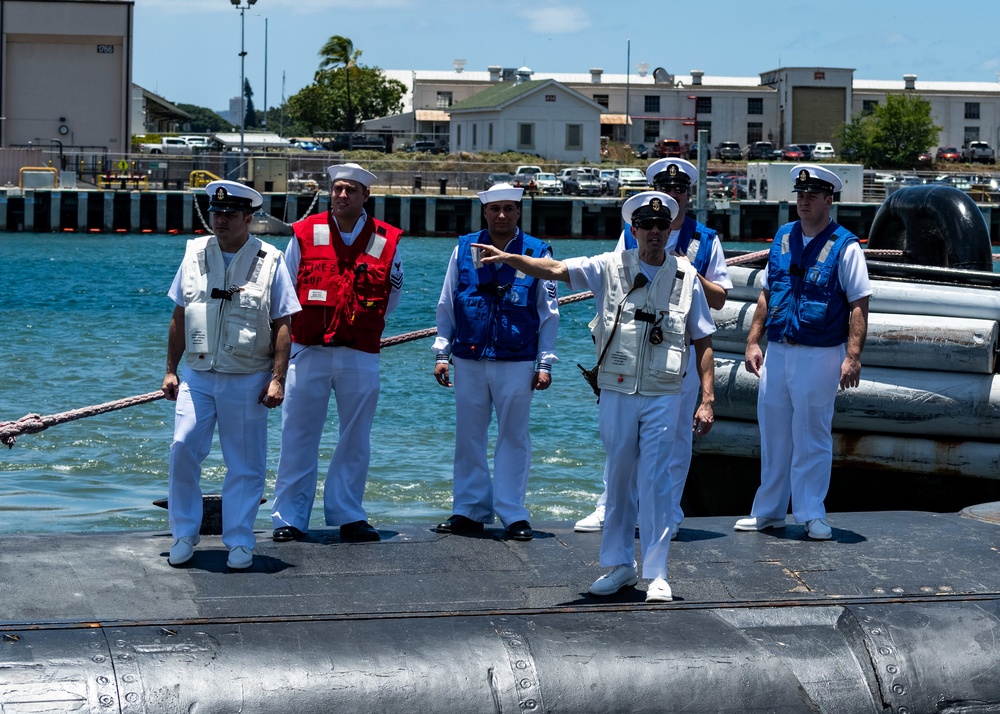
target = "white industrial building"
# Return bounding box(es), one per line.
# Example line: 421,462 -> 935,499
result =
363,63 -> 1000,157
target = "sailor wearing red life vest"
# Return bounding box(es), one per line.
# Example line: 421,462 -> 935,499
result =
271,163 -> 403,544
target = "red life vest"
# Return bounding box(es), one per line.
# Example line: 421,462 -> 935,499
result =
290,212 -> 402,352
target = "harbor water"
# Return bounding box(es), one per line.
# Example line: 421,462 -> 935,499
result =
2,233 -> 998,535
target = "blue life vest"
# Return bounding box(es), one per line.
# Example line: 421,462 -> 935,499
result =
765,221 -> 858,347
623,216 -> 715,275
452,230 -> 550,361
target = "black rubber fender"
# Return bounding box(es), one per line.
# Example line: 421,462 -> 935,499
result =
868,185 -> 992,271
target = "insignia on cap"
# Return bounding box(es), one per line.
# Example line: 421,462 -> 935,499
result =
214,187 -> 228,201
667,164 -> 678,177
797,169 -> 810,183
650,198 -> 662,212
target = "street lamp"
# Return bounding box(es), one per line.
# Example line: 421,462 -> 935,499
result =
230,0 -> 257,161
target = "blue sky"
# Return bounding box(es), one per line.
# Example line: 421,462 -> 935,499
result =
135,0 -> 1000,113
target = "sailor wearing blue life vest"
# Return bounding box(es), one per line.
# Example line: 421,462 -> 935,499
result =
432,183 -> 560,542
575,158 -> 732,539
471,191 -> 717,604
735,164 -> 871,540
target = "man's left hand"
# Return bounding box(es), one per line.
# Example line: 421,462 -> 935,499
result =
693,402 -> 714,437
532,371 -> 551,391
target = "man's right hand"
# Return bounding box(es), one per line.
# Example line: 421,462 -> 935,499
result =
162,372 -> 180,401
745,343 -> 764,378
434,362 -> 452,388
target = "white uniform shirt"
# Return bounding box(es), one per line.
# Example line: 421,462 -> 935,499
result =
283,209 -> 404,318
168,245 -> 301,320
563,252 -> 716,341
433,235 -> 560,367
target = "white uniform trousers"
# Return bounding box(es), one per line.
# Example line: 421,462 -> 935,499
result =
451,357 -> 535,527
271,344 -> 380,530
751,341 -> 843,523
594,345 -> 700,529
168,368 -> 272,550
598,389 -> 681,581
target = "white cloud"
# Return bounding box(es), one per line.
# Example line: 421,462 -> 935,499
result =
517,6 -> 591,35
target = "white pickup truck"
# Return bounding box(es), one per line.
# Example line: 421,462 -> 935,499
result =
962,141 -> 996,164
138,137 -> 194,155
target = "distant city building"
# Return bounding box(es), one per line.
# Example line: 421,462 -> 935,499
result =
229,96 -> 245,127
0,0 -> 133,151
363,64 -> 1000,157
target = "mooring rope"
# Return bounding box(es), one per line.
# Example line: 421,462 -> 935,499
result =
0,245 -> 967,449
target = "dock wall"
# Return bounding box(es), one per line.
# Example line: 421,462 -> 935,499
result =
2,189 -> 1000,241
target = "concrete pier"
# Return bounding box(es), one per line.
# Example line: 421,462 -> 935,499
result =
3,189 -> 1000,241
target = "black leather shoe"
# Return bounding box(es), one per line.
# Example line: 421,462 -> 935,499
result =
340,520 -> 380,542
272,526 -> 306,542
435,514 -> 484,534
507,520 -> 534,541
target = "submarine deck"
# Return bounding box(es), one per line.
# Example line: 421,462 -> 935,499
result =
3,509 -> 998,627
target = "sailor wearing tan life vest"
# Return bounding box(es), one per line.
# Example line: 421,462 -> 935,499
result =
162,180 -> 300,570
270,163 -> 404,544
471,191 -> 716,604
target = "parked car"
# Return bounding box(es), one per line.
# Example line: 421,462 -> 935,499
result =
405,140 -> 441,154
747,141 -> 774,160
686,143 -> 700,160
916,151 -> 933,167
483,172 -> 513,190
533,173 -> 563,195
323,133 -> 387,152
794,144 -> 815,160
729,177 -> 749,199
632,143 -> 649,160
608,167 -> 648,194
514,165 -> 543,176
780,146 -> 804,161
562,168 -> 602,196
705,177 -> 726,198
289,139 -> 325,151
715,141 -> 742,161
936,147 -> 962,162
597,168 -> 615,194
653,139 -> 683,158
812,142 -> 836,160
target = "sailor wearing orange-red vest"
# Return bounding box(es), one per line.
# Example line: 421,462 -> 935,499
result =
271,163 -> 403,544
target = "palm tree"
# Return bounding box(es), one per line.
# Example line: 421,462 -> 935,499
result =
318,35 -> 362,140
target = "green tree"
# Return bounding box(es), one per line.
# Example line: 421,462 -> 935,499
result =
318,35 -> 362,133
838,93 -> 940,168
243,78 -> 258,129
176,104 -> 232,133
287,65 -> 405,136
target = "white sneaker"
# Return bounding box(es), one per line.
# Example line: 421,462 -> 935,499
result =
645,578 -> 673,603
734,516 -> 787,532
227,545 -> 254,569
805,518 -> 832,540
168,535 -> 200,566
574,505 -> 605,533
589,562 -> 638,596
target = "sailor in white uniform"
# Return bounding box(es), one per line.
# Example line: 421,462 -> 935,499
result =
162,180 -> 300,570
432,183 -> 559,542
575,158 -> 732,538
471,192 -> 716,603
736,165 -> 871,540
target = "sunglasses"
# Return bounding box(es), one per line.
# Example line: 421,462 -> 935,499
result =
633,218 -> 672,231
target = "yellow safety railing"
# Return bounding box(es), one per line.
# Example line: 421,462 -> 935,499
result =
190,170 -> 221,189
19,166 -> 59,189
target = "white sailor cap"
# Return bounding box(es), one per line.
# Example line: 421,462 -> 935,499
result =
478,182 -> 524,204
646,157 -> 698,188
327,162 -> 377,187
790,164 -> 843,193
206,180 -> 262,212
621,191 -> 679,224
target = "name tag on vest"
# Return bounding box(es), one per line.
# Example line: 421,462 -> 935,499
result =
365,232 -> 387,260
313,224 -> 331,246
308,289 -> 328,301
